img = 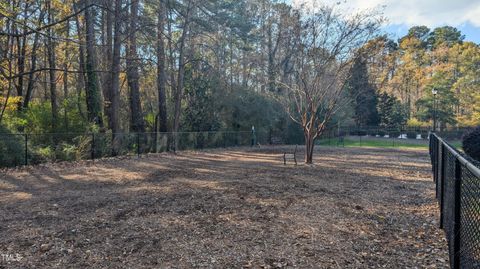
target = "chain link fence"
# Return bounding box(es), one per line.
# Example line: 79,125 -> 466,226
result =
0,130 -> 276,168
0,127 -> 471,168
316,127 -> 447,148
429,133 -> 480,269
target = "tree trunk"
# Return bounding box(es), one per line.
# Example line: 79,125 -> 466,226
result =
126,0 -> 145,133
46,1 -> 59,134
83,0 -> 103,127
304,132 -> 315,164
74,10 -> 87,120
23,12 -> 43,109
102,0 -> 113,104
267,21 -> 275,92
167,1 -> 176,101
156,0 -> 168,133
14,4 -> 30,110
15,32 -> 26,110
172,0 -> 193,150
63,18 -> 70,130
107,0 -> 123,154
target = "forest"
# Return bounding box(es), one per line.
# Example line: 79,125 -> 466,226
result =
0,0 -> 479,162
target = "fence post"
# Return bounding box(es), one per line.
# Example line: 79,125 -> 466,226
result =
194,132 -> 198,149
434,135 -> 438,183
435,138 -> 440,184
24,133 -> 28,166
137,133 -> 141,157
175,133 -> 178,153
452,158 -> 462,269
435,139 -> 439,193
91,133 -> 95,160
439,143 -> 445,229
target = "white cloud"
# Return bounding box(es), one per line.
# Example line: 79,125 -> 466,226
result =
292,0 -> 480,27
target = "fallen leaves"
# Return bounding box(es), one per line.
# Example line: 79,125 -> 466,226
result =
0,146 -> 448,268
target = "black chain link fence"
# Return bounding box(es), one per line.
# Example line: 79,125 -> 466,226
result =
0,130 -> 277,168
0,127 -> 472,169
341,126 -> 471,140
429,133 -> 480,269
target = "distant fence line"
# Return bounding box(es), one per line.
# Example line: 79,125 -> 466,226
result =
0,131 -> 271,168
0,126 -> 472,168
337,126 -> 471,140
429,133 -> 480,268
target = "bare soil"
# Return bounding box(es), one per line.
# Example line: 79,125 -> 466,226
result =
0,146 -> 448,268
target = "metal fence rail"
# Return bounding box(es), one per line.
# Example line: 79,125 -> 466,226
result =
429,133 -> 480,269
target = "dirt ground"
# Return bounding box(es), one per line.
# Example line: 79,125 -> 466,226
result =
0,146 -> 448,268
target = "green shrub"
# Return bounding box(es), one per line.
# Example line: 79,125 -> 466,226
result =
356,130 -> 367,136
0,130 -> 25,167
406,132 -> 417,139
31,146 -> 55,164
57,143 -> 77,162
390,131 -> 401,138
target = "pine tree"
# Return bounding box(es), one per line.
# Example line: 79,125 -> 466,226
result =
346,56 -> 380,127
377,92 -> 407,129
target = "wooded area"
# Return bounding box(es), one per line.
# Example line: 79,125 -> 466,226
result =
1,2 -> 477,266
0,0 -> 479,163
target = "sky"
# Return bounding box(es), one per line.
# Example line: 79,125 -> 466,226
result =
286,0 -> 480,43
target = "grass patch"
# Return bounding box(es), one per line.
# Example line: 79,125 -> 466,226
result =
317,137 -> 463,150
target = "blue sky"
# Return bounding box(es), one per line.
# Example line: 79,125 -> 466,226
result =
286,0 -> 480,43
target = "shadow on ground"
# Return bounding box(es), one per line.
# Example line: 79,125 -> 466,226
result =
0,146 -> 448,268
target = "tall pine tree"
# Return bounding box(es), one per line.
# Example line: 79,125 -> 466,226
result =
347,56 -> 380,127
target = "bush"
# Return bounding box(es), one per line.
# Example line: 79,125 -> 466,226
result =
57,143 -> 77,162
30,146 -> 55,164
353,130 -> 367,136
406,118 -> 429,128
390,131 -> 401,138
406,132 -> 417,139
462,126 -> 480,161
0,131 -> 25,167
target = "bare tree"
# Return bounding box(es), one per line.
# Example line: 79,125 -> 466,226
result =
276,5 -> 381,163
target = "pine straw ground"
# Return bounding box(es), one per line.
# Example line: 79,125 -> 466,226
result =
0,146 -> 448,268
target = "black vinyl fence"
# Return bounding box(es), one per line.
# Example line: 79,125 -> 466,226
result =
429,133 -> 480,269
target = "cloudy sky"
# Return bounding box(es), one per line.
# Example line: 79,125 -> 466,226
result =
288,0 -> 480,43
